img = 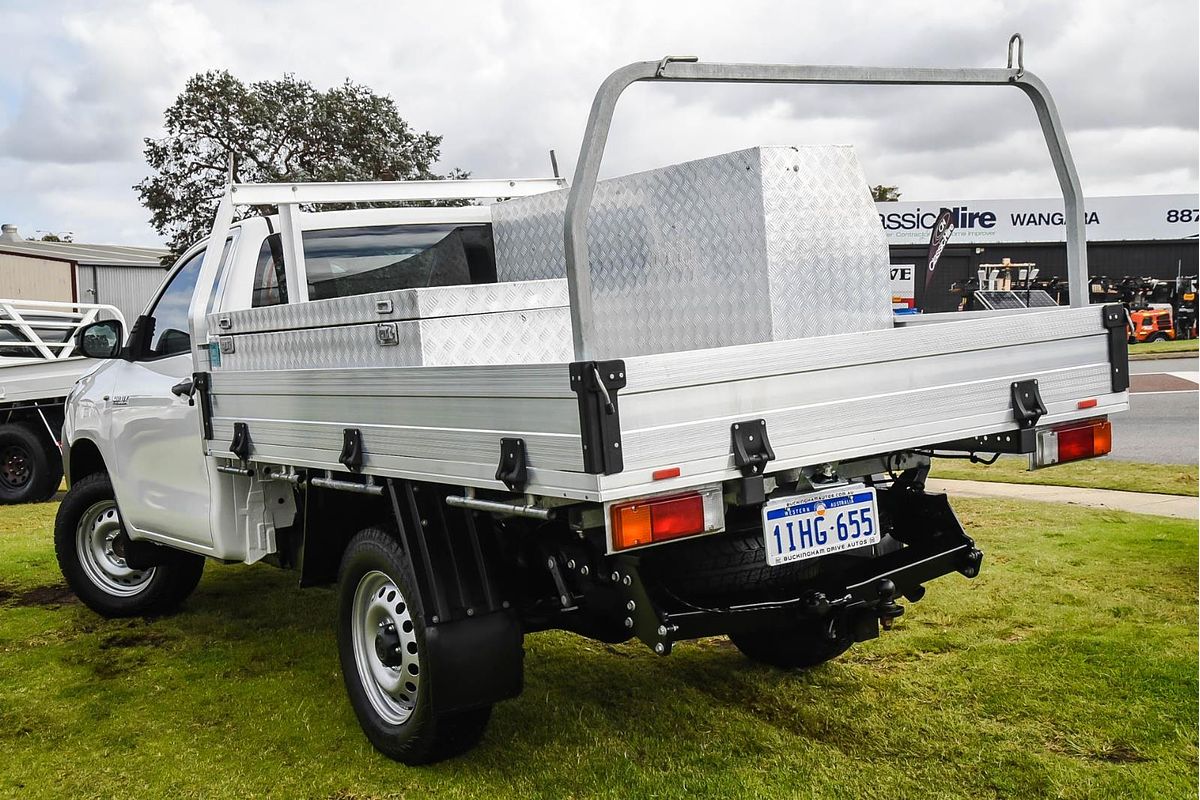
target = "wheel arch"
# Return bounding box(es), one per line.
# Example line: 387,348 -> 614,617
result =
66,438 -> 106,487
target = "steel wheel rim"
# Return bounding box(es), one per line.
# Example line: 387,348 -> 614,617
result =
351,569 -> 421,725
75,500 -> 155,596
0,444 -> 31,489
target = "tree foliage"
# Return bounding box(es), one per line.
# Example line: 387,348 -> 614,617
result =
871,184 -> 902,202
136,71 -> 460,255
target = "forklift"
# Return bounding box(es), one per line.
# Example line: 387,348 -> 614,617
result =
1118,274 -> 1198,343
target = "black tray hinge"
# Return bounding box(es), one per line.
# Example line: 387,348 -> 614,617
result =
339,428 -> 364,471
229,422 -> 251,461
1102,303 -> 1130,393
1010,379 -> 1046,429
731,419 -> 775,505
495,437 -> 528,492
192,372 -> 213,440
570,360 -> 626,475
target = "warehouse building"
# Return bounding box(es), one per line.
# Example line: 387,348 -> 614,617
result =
0,224 -> 169,322
879,194 -> 1200,313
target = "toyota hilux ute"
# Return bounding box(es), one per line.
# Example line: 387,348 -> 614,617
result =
55,40 -> 1127,764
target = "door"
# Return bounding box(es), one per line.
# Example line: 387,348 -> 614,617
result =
105,243 -> 229,549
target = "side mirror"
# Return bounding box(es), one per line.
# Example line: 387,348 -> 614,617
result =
76,319 -> 124,359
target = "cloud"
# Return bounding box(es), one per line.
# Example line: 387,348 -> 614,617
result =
0,0 -> 1194,246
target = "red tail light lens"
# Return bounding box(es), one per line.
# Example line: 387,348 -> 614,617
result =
610,487 -> 723,551
1033,417 -> 1112,468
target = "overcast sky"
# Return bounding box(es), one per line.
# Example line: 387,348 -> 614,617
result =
0,0 -> 1196,246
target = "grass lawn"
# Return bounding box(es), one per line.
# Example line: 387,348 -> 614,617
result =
0,497 -> 1195,799
1129,338 -> 1199,357
932,456 -> 1199,497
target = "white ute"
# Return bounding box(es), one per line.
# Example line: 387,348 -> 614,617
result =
55,42 -> 1128,763
0,299 -> 124,504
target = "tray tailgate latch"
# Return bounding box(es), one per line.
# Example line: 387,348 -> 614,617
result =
495,437 -> 528,493
1101,303 -> 1130,392
1010,379 -> 1046,428
569,360 -> 626,475
731,419 -> 775,505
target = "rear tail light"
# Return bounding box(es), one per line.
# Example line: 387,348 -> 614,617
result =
1032,417 -> 1112,468
610,486 -> 723,550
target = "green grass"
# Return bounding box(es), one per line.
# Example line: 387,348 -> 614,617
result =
1129,337 -> 1199,356
0,498 -> 1196,799
932,457 -> 1198,497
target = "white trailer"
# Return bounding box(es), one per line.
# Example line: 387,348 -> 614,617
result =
54,39 -> 1129,763
0,299 -> 124,503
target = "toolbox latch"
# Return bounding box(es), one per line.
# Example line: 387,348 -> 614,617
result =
1010,379 -> 1046,428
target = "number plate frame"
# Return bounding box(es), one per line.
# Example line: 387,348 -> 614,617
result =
761,483 -> 880,566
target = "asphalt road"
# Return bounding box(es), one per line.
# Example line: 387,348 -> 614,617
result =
1108,357 -> 1198,464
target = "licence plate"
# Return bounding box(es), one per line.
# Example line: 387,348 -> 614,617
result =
761,484 -> 880,566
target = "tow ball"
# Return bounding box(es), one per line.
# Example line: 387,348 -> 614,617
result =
875,579 -> 905,630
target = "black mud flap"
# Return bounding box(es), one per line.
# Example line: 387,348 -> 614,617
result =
424,611 -> 523,712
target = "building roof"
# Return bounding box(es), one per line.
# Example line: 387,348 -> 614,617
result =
0,225 -> 167,268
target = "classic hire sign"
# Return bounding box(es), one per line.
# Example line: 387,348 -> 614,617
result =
876,194 -> 1200,245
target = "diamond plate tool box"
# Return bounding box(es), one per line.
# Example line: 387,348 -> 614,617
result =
206,279 -> 571,369
491,145 -> 894,358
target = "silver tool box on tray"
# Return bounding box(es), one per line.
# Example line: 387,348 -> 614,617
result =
206,279 -> 571,370
491,145 -> 894,358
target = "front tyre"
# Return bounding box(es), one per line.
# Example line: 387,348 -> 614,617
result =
54,472 -> 204,617
337,527 -> 491,764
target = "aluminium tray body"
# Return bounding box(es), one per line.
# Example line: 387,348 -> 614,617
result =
203,304 -> 1128,503
491,145 -> 893,358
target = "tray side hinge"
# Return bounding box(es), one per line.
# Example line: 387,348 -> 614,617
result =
1010,379 -> 1046,428
495,437 -> 528,492
229,421 -> 251,461
569,359 -> 626,475
339,427 -> 364,471
1101,303 -> 1130,392
731,418 -> 775,505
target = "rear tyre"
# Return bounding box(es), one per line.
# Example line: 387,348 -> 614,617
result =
337,526 -> 492,764
54,472 -> 205,617
730,617 -> 854,670
0,423 -> 60,504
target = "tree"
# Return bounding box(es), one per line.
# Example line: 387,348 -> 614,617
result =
871,184 -> 902,202
38,232 -> 73,243
136,71 -> 463,256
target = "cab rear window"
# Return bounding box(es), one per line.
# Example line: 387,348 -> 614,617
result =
252,223 -> 496,307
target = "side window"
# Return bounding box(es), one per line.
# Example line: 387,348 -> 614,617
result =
250,224 -> 496,308
252,236 -> 287,308
145,239 -> 233,358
